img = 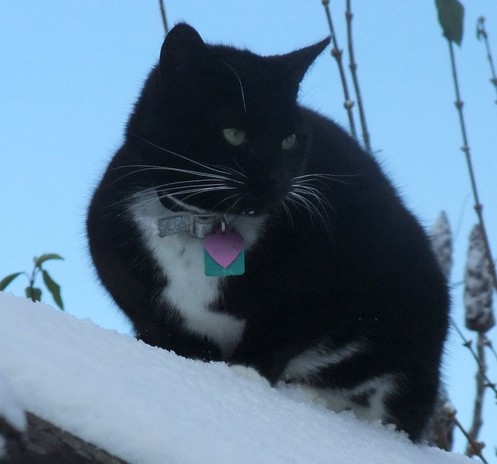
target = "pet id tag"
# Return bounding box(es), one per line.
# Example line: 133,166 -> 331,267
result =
204,229 -> 245,276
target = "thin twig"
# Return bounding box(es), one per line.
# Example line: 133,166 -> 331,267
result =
453,416 -> 489,464
345,0 -> 371,152
158,0 -> 169,35
467,333 -> 487,449
477,17 -> 497,105
452,321 -> 497,398
321,0 -> 358,141
484,337 -> 497,362
447,40 -> 497,292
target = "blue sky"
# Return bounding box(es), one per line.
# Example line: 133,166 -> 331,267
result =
1,1 -> 496,458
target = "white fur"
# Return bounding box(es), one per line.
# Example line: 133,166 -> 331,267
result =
130,192 -> 266,357
297,374 -> 397,424
282,340 -> 367,381
282,339 -> 396,423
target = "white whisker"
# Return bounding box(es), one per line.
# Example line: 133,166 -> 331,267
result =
128,181 -> 228,202
132,134 -> 245,179
227,192 -> 249,214
287,183 -> 332,235
222,62 -> 247,114
113,164 -> 244,185
160,186 -> 236,199
211,192 -> 242,211
158,184 -> 235,195
178,187 -> 236,204
292,173 -> 358,190
280,199 -> 294,229
293,185 -> 333,212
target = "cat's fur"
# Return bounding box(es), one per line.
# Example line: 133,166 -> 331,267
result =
87,24 -> 449,441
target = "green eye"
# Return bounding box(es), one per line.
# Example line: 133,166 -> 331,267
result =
282,133 -> 297,151
222,128 -> 247,146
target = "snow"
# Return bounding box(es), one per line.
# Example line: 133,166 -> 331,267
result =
0,292 -> 473,464
464,225 -> 495,332
0,366 -> 26,458
0,372 -> 26,433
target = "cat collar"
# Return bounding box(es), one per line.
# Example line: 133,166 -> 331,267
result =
157,213 -> 236,239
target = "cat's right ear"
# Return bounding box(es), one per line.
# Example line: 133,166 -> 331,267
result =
159,23 -> 207,78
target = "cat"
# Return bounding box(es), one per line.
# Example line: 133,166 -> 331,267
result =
87,23 -> 449,442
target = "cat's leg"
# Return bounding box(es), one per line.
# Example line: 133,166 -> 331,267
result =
135,315 -> 222,361
294,375 -> 398,422
229,310 -> 326,385
383,374 -> 440,442
301,362 -> 439,441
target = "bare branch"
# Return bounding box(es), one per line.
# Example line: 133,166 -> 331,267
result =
158,0 -> 169,35
447,40 -> 497,292
452,321 -> 497,399
453,416 -> 489,464
476,17 -> 497,105
466,333 -> 487,451
345,0 -> 372,152
321,0 -> 358,141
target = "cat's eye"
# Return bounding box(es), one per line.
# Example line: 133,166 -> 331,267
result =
282,133 -> 297,151
223,128 -> 247,146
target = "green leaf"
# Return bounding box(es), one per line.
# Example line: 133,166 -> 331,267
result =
435,0 -> 464,45
26,286 -> 42,302
0,272 -> 22,291
35,253 -> 64,268
42,270 -> 64,310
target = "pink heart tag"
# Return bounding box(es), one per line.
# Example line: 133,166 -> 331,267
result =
204,230 -> 244,269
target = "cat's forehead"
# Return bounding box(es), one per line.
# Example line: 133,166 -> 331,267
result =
213,49 -> 290,90
205,47 -> 298,122
211,46 -> 278,76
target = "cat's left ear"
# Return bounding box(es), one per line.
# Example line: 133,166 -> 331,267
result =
159,23 -> 207,77
279,37 -> 331,86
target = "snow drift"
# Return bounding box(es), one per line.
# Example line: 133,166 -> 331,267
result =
0,292 -> 472,464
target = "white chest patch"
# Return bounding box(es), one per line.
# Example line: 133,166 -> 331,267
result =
130,193 -> 266,358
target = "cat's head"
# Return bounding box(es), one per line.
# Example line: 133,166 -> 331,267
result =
127,23 -> 329,217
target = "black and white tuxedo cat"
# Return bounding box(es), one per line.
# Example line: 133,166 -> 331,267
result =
87,23 -> 449,441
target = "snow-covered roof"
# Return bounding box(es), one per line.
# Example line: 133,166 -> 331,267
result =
0,292 -> 472,464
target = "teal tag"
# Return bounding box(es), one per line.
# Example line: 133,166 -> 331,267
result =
203,229 -> 245,277
204,249 -> 245,276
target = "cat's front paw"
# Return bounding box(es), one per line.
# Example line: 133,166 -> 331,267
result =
229,364 -> 271,388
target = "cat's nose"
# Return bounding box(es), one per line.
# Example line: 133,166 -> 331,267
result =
266,173 -> 288,194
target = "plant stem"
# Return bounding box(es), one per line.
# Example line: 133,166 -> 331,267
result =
158,0 -> 169,35
477,17 -> 497,105
453,321 -> 497,398
447,40 -> 497,292
453,416 -> 489,464
345,0 -> 371,152
467,333 -> 487,452
28,266 -> 38,301
321,0 -> 358,141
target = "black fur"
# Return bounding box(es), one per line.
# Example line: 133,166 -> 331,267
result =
87,24 -> 449,441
